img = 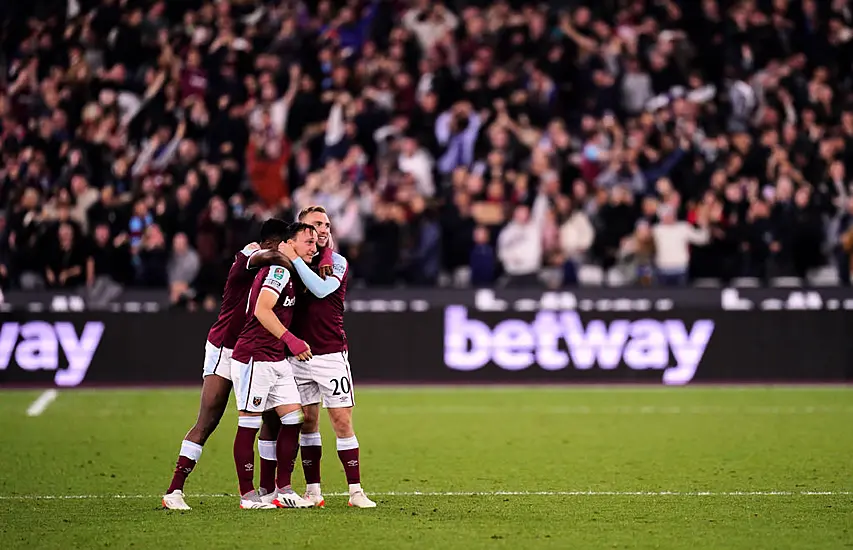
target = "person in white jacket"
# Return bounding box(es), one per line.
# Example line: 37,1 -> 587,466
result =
559,205 -> 595,286
651,205 -> 709,286
497,193 -> 549,287
398,136 -> 435,197
402,4 -> 459,52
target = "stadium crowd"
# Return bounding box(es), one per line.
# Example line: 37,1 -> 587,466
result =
2,0 -> 853,306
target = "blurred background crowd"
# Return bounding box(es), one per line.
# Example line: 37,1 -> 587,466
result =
2,0 -> 853,308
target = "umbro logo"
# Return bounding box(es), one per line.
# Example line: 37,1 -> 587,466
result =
244,463 -> 254,471
302,459 -> 313,466
347,460 -> 359,467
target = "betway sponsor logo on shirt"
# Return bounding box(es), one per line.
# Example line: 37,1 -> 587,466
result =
443,306 -> 714,385
0,322 -> 104,387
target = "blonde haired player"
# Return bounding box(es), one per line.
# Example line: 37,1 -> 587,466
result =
279,205 -> 376,508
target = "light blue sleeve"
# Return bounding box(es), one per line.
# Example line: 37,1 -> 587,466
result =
292,257 -> 342,299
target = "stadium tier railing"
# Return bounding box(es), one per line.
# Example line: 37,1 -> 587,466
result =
0,286 -> 852,313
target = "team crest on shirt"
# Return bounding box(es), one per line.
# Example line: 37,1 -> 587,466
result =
252,397 -> 262,407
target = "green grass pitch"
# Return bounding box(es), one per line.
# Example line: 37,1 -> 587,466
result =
1,386 -> 851,549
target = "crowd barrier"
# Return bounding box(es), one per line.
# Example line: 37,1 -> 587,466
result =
1,307 -> 851,387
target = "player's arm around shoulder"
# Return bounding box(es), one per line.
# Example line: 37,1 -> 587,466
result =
291,253 -> 346,299
246,247 -> 294,272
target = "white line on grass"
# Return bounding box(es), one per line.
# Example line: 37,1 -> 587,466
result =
358,384 -> 853,393
375,405 -> 853,415
0,490 -> 849,500
25,390 -> 58,417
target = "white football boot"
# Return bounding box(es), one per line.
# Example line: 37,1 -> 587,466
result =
303,489 -> 326,508
272,488 -> 315,508
162,490 -> 192,510
240,490 -> 277,509
258,487 -> 278,506
348,489 -> 377,508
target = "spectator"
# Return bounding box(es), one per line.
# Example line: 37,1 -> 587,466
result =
138,225 -> 168,288
45,223 -> 88,289
398,136 -> 435,198
88,223 -> 129,306
7,188 -> 46,289
3,0 -> 853,294
129,200 -> 154,255
405,196 -> 441,286
622,220 -> 656,286
593,186 -> 638,273
470,225 -> 496,287
837,198 -> 853,286
743,199 -> 773,282
403,4 -> 459,52
168,232 -> 201,304
558,199 -> 595,287
364,202 -> 402,286
497,198 -> 547,288
194,197 -> 232,302
791,187 -> 825,280
69,174 -> 100,234
92,221 -> 126,274
435,102 -> 481,176
652,206 -> 710,286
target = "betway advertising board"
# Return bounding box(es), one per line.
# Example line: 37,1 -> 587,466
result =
0,309 -> 850,387
444,307 -> 715,385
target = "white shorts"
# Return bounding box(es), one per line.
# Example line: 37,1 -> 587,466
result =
231,358 -> 301,413
202,341 -> 233,381
289,351 -> 355,408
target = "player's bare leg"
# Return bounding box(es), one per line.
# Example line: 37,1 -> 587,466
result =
257,410 -> 281,504
329,407 -> 376,508
163,374 -> 231,510
233,413 -> 276,509
299,403 -> 325,507
271,404 -> 314,509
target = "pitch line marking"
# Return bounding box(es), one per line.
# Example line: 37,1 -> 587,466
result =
375,405 -> 853,415
25,390 -> 58,417
0,491 -> 849,500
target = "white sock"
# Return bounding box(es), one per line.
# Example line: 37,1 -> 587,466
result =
300,432 -> 322,447
257,440 -> 276,462
348,483 -> 362,494
238,416 -> 262,429
280,410 -> 304,425
336,435 -> 359,451
306,482 -> 321,495
180,440 -> 203,462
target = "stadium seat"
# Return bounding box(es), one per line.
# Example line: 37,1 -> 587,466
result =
771,277 -> 804,288
731,277 -> 761,288
578,265 -> 604,286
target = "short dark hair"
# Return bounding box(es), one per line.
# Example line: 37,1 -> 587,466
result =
286,222 -> 317,241
259,218 -> 291,243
